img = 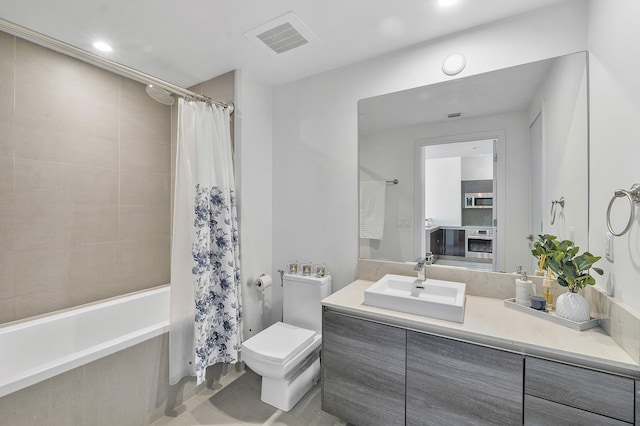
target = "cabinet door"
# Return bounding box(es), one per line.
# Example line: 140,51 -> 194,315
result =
524,395 -> 629,426
525,357 -> 634,423
443,228 -> 465,257
406,332 -> 523,425
430,229 -> 443,255
636,380 -> 639,426
322,310 -> 406,426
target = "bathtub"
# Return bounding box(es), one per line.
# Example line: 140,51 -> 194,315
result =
0,285 -> 170,398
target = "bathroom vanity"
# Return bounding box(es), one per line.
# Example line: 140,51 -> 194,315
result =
321,279 -> 640,426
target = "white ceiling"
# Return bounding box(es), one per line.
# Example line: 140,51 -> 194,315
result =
425,139 -> 495,159
0,0 -> 565,88
358,57 -> 553,135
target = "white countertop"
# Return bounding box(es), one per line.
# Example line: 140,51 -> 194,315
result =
322,280 -> 640,378
425,225 -> 493,231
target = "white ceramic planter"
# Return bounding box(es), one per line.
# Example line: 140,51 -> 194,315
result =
555,291 -> 591,322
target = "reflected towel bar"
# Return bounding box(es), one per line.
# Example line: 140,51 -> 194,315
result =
550,197 -> 565,225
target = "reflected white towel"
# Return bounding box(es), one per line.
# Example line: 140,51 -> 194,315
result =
360,180 -> 386,240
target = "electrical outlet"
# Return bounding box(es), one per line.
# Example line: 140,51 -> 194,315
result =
397,218 -> 411,227
605,232 -> 614,262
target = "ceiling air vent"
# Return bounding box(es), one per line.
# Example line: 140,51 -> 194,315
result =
447,112 -> 462,118
245,12 -> 318,55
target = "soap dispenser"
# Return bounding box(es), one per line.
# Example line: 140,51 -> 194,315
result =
515,269 -> 535,306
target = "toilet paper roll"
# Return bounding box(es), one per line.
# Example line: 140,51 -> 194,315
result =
256,274 -> 273,291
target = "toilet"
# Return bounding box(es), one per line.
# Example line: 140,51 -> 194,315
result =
241,273 -> 331,411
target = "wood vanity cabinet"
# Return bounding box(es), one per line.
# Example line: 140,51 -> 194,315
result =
406,332 -> 523,425
322,310 -> 406,426
524,357 -> 635,425
322,309 -> 639,426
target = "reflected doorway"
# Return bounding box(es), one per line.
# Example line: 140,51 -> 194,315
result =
422,138 -> 496,271
529,113 -> 543,273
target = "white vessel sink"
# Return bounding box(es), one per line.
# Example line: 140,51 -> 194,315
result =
364,274 -> 466,323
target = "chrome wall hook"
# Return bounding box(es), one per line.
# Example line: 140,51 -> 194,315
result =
606,183 -> 640,236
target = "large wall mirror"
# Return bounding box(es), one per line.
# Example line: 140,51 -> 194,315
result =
358,51 -> 588,273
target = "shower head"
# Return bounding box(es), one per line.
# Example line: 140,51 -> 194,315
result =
145,84 -> 175,106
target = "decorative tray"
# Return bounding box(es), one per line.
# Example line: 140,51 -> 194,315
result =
503,298 -> 599,331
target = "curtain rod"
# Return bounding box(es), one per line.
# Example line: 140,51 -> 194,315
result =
0,17 -> 233,112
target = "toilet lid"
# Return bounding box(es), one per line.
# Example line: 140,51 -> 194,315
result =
242,322 -> 316,364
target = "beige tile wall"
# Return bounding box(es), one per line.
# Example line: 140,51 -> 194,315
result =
0,333 -> 213,425
0,31 -> 172,323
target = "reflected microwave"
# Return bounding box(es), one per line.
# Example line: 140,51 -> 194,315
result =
464,192 -> 493,208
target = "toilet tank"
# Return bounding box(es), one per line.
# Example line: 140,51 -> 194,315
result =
283,273 -> 331,334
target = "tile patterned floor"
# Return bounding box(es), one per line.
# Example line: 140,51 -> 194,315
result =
151,369 -> 347,426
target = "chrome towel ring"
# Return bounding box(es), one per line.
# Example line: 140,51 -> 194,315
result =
550,197 -> 565,225
606,183 -> 640,236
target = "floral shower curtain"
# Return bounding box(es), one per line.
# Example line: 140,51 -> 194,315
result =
169,98 -> 242,386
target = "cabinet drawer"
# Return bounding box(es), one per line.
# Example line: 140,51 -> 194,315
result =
525,357 -> 634,423
525,395 -> 630,425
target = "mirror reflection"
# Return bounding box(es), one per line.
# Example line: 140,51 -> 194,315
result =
358,52 -> 588,273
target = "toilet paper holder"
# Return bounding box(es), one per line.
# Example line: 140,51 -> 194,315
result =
255,274 -> 273,290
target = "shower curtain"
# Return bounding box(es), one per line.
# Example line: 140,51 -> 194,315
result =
170,98 -> 242,386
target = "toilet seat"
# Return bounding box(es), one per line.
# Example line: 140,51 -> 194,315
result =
241,322 -> 321,380
242,322 -> 315,364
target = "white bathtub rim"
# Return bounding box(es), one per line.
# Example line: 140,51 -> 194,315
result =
0,285 -> 170,399
0,284 -> 169,333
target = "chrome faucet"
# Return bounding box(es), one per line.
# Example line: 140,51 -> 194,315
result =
414,252 -> 434,280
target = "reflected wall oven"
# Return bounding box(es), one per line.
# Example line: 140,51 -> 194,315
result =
465,228 -> 493,260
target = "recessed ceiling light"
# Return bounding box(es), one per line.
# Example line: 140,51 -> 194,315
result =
92,41 -> 112,52
438,0 -> 459,7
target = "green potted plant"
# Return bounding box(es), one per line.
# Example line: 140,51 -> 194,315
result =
531,234 -> 558,275
546,239 -> 604,322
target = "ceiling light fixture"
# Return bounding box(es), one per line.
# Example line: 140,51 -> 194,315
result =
442,53 -> 466,76
92,41 -> 112,52
438,0 -> 459,7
